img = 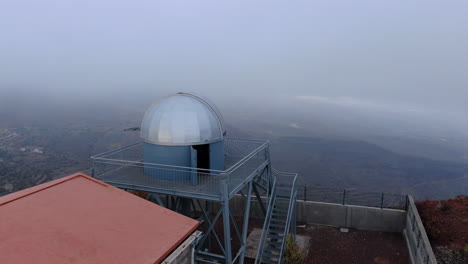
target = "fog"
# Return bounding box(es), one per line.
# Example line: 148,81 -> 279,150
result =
1,0 -> 468,135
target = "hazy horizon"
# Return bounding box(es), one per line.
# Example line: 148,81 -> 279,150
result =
1,0 -> 468,152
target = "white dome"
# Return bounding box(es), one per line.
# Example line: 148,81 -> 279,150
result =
141,93 -> 225,146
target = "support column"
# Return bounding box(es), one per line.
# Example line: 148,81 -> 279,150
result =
253,184 -> 266,216
239,181 -> 253,264
221,178 -> 233,264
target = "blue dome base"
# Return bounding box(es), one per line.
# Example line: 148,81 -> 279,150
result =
143,141 -> 224,183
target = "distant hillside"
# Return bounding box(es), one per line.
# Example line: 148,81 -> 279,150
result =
270,137 -> 468,199
0,126 -> 139,193
1,107 -> 467,199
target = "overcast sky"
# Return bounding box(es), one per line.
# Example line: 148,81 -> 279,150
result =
1,0 -> 467,119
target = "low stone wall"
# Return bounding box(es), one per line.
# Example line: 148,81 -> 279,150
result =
296,200 -> 407,233
403,196 -> 437,264
227,196 -> 406,233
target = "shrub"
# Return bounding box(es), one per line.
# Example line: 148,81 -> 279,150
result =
284,234 -> 305,264
437,201 -> 451,212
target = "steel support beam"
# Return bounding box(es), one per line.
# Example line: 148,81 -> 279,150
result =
253,183 -> 267,216
239,180 -> 253,264
221,179 -> 233,264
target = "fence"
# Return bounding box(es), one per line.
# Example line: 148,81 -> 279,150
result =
405,196 -> 438,264
298,185 -> 408,209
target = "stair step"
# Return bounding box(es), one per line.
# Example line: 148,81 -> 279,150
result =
272,213 -> 288,219
260,259 -> 277,264
267,234 -> 285,240
267,229 -> 284,235
263,248 -> 281,255
273,208 -> 288,213
270,218 -> 287,223
264,242 -> 282,249
264,245 -> 282,252
269,226 -> 285,232
262,252 -> 280,260
266,240 -> 284,245
270,223 -> 286,228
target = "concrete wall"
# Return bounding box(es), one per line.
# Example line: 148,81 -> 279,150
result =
296,201 -> 406,233
163,231 -> 202,264
226,196 -> 406,233
403,196 -> 437,264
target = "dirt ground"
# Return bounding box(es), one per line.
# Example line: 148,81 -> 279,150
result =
298,225 -> 410,264
416,195 -> 468,264
246,224 -> 410,264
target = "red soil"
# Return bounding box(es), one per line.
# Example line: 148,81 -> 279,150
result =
301,225 -> 409,264
416,195 -> 468,250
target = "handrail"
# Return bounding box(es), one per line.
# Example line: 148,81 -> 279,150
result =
91,141 -> 142,159
224,141 -> 269,173
92,139 -> 269,174
92,157 -> 223,173
278,173 -> 298,263
255,176 -> 277,264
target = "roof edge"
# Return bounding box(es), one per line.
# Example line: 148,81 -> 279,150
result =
0,173 -> 108,206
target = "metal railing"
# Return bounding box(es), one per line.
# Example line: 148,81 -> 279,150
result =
255,170 -> 298,264
276,170 -> 298,263
405,196 -> 438,264
255,176 -> 278,264
91,138 -> 269,200
298,185 -> 407,209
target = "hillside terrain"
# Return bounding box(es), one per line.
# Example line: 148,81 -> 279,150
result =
0,127 -> 139,193
270,137 -> 468,199
0,103 -> 467,199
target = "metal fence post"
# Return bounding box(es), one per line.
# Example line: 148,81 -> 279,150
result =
221,178 -> 232,264
380,192 -> 384,209
304,185 -> 307,202
405,195 -> 409,211
342,189 -> 346,205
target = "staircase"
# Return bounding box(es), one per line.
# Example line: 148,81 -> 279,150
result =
255,170 -> 298,264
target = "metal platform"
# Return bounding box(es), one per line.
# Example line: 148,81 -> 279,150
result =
91,137 -> 298,264
91,138 -> 269,201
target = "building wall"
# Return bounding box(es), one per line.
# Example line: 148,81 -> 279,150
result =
143,141 -> 224,181
144,143 -> 192,180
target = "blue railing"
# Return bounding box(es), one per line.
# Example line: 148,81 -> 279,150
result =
255,176 -> 278,264
274,170 -> 298,263
91,138 -> 269,201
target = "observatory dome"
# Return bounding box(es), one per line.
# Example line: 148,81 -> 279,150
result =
141,93 -> 225,146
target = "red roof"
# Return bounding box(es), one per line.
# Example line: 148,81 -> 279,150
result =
0,173 -> 200,264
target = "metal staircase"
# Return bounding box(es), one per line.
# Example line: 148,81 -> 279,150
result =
255,170 -> 298,264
